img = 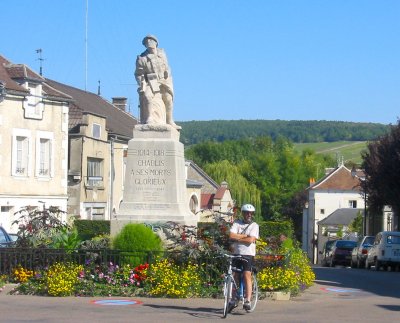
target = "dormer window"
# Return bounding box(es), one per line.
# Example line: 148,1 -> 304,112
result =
23,82 -> 44,119
92,123 -> 101,139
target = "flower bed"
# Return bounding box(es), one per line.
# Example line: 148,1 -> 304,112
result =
3,212 -> 315,298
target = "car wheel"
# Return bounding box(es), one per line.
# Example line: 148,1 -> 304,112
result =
330,259 -> 335,267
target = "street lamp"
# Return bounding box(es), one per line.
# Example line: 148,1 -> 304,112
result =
351,166 -> 367,236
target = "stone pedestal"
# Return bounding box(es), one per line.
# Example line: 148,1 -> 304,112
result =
111,124 -> 197,236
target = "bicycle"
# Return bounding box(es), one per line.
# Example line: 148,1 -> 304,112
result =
222,254 -> 258,318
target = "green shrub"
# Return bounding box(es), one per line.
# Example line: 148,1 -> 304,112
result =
113,223 -> 163,267
74,220 -> 110,241
80,234 -> 111,249
259,221 -> 294,241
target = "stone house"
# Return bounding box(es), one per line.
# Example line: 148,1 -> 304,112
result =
185,160 -> 235,222
0,55 -> 70,233
45,79 -> 138,221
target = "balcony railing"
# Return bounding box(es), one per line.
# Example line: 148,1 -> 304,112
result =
84,176 -> 104,189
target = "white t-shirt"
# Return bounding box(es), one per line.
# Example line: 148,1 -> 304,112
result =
230,220 -> 259,256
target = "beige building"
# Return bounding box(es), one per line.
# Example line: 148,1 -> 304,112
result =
185,160 -> 235,222
46,80 -> 138,221
0,55 -> 70,233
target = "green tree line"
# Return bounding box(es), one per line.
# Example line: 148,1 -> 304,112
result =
185,136 -> 335,234
179,120 -> 389,145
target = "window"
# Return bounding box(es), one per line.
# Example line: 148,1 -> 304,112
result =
39,138 -> 51,176
36,132 -> 54,178
189,195 -> 198,214
387,235 -> 400,245
13,135 -> 29,176
348,200 -> 357,208
320,209 -> 325,215
23,82 -> 43,119
92,207 -> 105,220
92,123 -> 101,139
86,157 -> 103,187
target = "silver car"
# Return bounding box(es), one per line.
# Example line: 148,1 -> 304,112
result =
350,236 -> 374,268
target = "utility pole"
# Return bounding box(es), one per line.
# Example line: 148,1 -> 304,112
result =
36,49 -> 44,76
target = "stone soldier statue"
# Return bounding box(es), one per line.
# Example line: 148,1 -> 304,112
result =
135,35 -> 180,129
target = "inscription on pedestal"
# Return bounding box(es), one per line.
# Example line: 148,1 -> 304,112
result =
129,149 -> 173,197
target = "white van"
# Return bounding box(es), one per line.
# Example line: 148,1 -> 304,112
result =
366,231 -> 400,270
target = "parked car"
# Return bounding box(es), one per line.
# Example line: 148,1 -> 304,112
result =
0,226 -> 13,247
326,240 -> 357,267
8,233 -> 19,242
365,231 -> 400,270
320,239 -> 338,266
350,236 -> 374,268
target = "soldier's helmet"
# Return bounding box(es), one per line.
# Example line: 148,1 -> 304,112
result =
142,35 -> 158,46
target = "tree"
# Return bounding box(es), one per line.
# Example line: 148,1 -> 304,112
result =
348,211 -> 363,238
362,120 -> 400,227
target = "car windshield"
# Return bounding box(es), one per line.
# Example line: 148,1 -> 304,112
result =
336,241 -> 357,248
325,240 -> 336,250
363,236 -> 374,245
0,229 -> 9,243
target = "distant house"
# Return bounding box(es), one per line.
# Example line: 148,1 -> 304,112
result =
302,164 -> 365,264
317,207 -> 363,242
0,55 -> 71,232
186,160 -> 235,222
46,79 -> 138,221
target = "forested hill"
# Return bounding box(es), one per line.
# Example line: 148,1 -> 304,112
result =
178,120 -> 389,145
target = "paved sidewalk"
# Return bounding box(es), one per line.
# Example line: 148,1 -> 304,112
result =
1,282 -> 399,322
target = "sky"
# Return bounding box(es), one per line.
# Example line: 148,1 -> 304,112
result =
2,0 -> 399,125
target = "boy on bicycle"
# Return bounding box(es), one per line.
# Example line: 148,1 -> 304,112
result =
229,204 -> 259,311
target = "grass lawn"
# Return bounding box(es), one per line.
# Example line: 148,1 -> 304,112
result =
294,141 -> 367,164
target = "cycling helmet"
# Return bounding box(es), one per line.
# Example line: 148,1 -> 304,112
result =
241,204 -> 255,212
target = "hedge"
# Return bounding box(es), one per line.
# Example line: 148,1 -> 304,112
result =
74,220 -> 110,241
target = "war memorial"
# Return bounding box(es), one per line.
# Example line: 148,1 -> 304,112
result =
111,35 -> 195,236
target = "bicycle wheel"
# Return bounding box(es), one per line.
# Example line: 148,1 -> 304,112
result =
223,276 -> 233,318
247,271 -> 258,312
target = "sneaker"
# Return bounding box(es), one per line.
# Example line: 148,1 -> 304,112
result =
227,299 -> 238,313
243,300 -> 251,311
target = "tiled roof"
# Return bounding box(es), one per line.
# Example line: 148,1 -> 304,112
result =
185,160 -> 219,190
46,79 -> 138,139
311,165 -> 361,191
214,187 -> 227,200
318,208 -> 363,226
0,54 -> 71,102
201,193 -> 214,209
0,55 -> 29,93
5,63 -> 43,82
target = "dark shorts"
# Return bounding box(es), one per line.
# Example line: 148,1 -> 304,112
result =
233,255 -> 254,272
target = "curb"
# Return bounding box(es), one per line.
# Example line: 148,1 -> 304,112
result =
0,284 -> 18,295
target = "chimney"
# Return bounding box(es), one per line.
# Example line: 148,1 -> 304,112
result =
112,97 -> 127,111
